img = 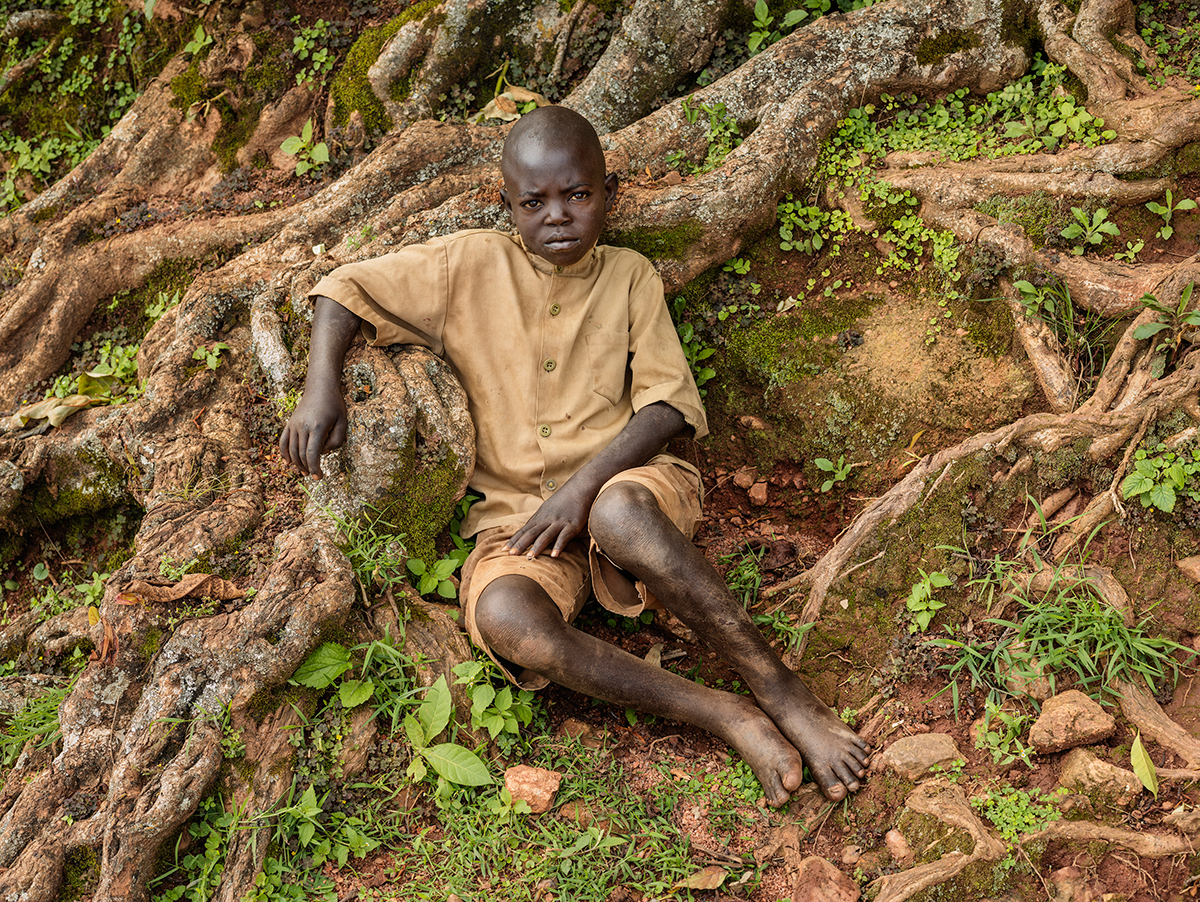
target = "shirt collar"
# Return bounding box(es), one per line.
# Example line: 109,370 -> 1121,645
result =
514,232 -> 601,278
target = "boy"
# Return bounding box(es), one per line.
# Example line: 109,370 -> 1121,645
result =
280,106 -> 869,804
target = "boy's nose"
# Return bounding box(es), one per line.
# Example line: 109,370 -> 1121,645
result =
544,201 -> 571,224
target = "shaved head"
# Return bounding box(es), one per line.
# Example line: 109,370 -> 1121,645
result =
501,106 -> 606,181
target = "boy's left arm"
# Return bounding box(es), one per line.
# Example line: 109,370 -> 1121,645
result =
505,401 -> 686,559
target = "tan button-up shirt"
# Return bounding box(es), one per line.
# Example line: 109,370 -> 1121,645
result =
310,229 -> 708,536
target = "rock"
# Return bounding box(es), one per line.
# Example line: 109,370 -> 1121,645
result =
504,765 -> 563,814
738,415 -> 769,431
557,799 -> 625,833
1029,690 -> 1115,754
999,642 -> 1053,701
557,717 -> 607,749
1177,555 -> 1200,584
840,844 -> 862,865
791,856 -> 860,902
733,467 -> 758,489
749,482 -> 769,506
885,828 -> 914,866
660,170 -> 682,186
1058,748 -> 1142,807
874,733 -> 961,780
1049,865 -> 1099,902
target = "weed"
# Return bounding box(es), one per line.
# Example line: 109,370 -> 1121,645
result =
183,24 -> 213,57
1115,239 -> 1144,262
1011,277 -> 1114,398
150,795 -> 245,902
1146,189 -> 1196,240
291,18 -> 335,86
1121,441 -> 1200,514
815,455 -> 852,492
191,342 -> 229,369
452,658 -> 537,742
0,672 -> 77,767
668,96 -> 742,175
972,785 -> 1065,844
281,120 -> 330,178
1131,281 -> 1199,376
674,320 -> 716,396
975,701 -> 1033,767
1060,206 -> 1119,255
905,568 -> 952,632
721,546 -> 765,606
747,0 -> 810,54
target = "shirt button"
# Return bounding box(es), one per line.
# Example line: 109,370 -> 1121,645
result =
555,265 -> 563,273
539,424 -> 551,437
543,359 -> 556,372
549,303 -> 561,316
546,479 -> 557,490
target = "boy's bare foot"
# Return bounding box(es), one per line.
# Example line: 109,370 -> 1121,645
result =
720,695 -> 806,807
756,677 -> 871,802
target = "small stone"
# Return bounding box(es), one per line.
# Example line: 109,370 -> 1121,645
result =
733,467 -> 758,489
885,829 -> 914,867
504,765 -> 563,814
558,799 -> 623,832
749,482 -> 769,506
738,415 -> 770,431
1029,690 -> 1116,754
558,718 -> 593,740
661,170 -> 682,186
791,856 -> 861,902
889,281 -> 899,289
1177,555 -> 1200,584
1059,747 -> 1142,807
874,733 -> 961,780
840,844 -> 862,865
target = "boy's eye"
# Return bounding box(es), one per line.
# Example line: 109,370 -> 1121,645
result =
522,200 -> 542,209
571,191 -> 590,200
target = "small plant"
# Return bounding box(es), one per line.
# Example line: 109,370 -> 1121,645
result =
814,456 -> 852,492
192,342 -> 230,370
452,659 -> 537,741
1114,239 -> 1144,262
150,794 -> 243,902
1145,189 -> 1196,240
905,568 -> 952,632
675,321 -> 716,397
1131,281 -> 1200,376
975,701 -> 1033,767
722,257 -> 751,276
671,97 -> 742,175
402,675 -> 493,791
183,24 -> 213,57
0,674 -> 77,767
291,19 -> 335,86
280,120 -> 330,178
720,546 -> 765,607
1120,441 -> 1200,514
145,289 -> 181,322
747,0 -> 809,54
1060,206 -> 1119,254
972,785 -> 1064,843
407,552 -> 464,599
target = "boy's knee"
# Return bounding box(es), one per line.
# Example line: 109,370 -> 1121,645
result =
588,480 -> 659,544
474,576 -> 565,669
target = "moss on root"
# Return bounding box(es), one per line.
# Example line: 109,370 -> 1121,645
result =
915,28 -> 982,66
603,222 -> 704,261
330,0 -> 441,133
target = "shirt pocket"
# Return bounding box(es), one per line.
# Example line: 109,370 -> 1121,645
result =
584,331 -> 630,406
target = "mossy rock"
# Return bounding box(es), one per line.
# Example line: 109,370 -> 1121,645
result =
603,222 -> 705,261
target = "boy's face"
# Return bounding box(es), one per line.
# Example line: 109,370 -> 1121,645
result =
500,141 -> 618,267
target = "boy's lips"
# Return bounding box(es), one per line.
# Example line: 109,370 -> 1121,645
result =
543,236 -> 579,250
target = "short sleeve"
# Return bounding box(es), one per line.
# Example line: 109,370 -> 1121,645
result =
625,258 -> 709,440
308,241 -> 450,352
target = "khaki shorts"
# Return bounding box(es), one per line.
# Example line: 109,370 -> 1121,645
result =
460,461 -> 703,689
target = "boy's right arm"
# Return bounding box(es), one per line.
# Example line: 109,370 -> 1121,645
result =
279,295 -> 363,478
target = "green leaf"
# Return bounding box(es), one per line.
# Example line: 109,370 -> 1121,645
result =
422,743 -> 493,786
1131,731 -> 1158,798
339,678 -> 375,708
1149,482 -> 1176,513
1133,322 -> 1169,340
1121,470 -> 1154,499
292,642 -> 351,689
754,0 -> 768,20
403,712 -> 427,750
418,676 -> 452,739
280,136 -> 304,155
144,0 -> 156,19
297,820 -> 315,847
301,119 -> 313,143
310,142 -> 330,164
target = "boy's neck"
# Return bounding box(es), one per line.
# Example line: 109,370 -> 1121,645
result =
515,232 -> 600,276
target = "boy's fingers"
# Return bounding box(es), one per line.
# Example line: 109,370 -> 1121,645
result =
304,428 -> 327,477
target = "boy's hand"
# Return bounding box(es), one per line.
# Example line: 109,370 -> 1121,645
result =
279,384 -> 348,478
506,480 -> 597,559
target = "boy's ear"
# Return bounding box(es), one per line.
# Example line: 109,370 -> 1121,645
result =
603,172 -> 618,212
499,186 -> 512,214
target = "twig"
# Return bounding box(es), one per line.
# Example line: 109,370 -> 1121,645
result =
550,1 -> 591,81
